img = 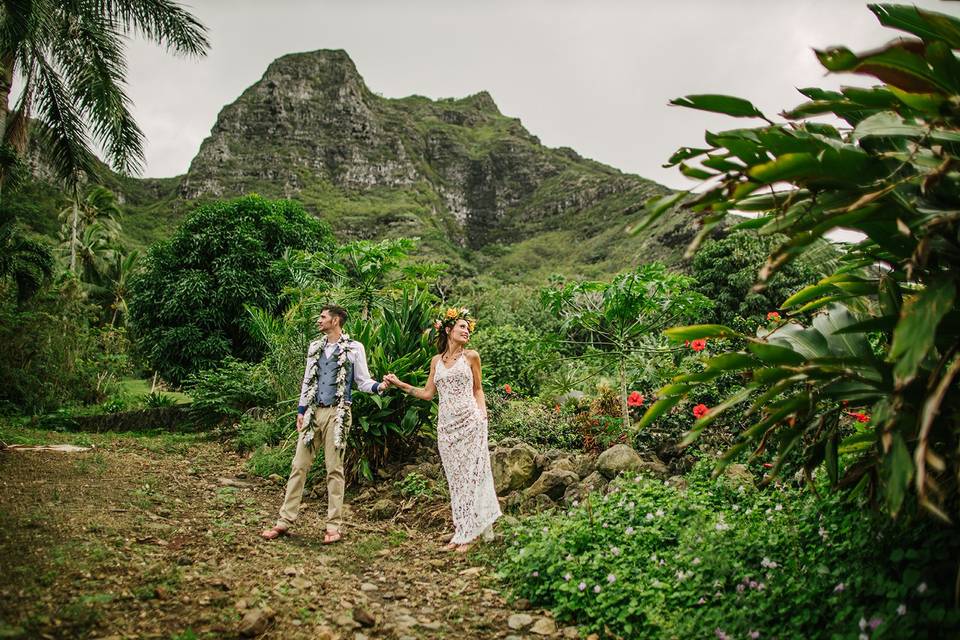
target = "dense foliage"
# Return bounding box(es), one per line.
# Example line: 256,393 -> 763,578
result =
498,465 -> 960,639
0,279 -> 130,413
128,196 -> 334,383
644,3 -> 960,520
542,263 -> 712,429
691,230 -> 820,330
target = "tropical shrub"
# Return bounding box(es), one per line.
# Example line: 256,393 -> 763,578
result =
643,3 -> 960,520
692,230 -> 820,330
185,358 -> 275,428
128,195 -> 334,383
498,464 -> 960,639
348,288 -> 438,478
470,324 -> 545,395
487,394 -> 582,450
542,263 -> 712,429
0,278 -> 128,412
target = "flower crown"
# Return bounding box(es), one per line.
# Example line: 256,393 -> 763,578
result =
432,307 -> 476,334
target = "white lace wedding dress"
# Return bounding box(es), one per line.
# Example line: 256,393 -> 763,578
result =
435,353 -> 502,544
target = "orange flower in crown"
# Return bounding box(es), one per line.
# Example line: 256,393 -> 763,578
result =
432,306 -> 476,334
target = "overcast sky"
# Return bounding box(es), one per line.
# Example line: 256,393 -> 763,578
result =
124,0 -> 955,189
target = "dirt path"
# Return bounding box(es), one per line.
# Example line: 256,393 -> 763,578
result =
0,435 -> 555,639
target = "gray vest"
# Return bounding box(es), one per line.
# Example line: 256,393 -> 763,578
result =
316,346 -> 353,406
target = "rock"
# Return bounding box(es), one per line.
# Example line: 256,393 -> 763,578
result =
722,463 -> 755,489
525,468 -> 578,501
353,607 -> 376,628
596,444 -> 643,479
334,613 -> 360,629
572,454 -> 596,479
531,617 -> 558,636
491,443 -> 539,494
290,577 -> 312,590
497,437 -> 523,448
354,634 -> 369,640
563,471 -> 608,505
238,607 -> 274,637
535,448 -> 567,470
637,452 -> 670,478
513,597 -> 531,610
283,566 -> 299,576
369,499 -> 396,520
562,625 -> 579,638
218,477 -> 255,488
666,475 -> 688,491
315,626 -> 340,640
360,582 -> 378,592
531,493 -> 556,511
508,613 -> 534,630
548,457 -> 576,474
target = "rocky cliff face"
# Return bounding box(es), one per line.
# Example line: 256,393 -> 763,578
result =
176,49 -> 682,271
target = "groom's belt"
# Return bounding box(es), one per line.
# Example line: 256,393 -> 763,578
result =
314,402 -> 353,408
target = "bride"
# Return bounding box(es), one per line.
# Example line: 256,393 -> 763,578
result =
384,307 -> 501,552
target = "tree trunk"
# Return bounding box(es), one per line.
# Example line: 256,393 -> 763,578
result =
619,355 -> 631,431
69,198 -> 80,273
0,49 -> 17,192
0,50 -> 16,139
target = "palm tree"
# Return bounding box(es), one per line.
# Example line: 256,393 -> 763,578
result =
106,249 -> 138,326
65,219 -> 120,284
58,185 -> 121,272
0,0 -> 209,190
0,207 -> 54,301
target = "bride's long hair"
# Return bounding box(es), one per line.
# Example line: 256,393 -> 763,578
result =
436,318 -> 461,354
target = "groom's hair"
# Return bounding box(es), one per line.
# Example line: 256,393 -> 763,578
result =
321,304 -> 348,327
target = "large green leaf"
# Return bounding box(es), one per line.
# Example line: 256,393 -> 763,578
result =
870,4 -> 960,49
664,324 -> 739,340
670,94 -> 767,119
890,277 -> 956,386
748,341 -> 807,366
635,395 -> 682,431
817,41 -> 958,94
883,431 -> 914,516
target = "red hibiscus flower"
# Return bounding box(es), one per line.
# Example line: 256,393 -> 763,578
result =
693,403 -> 709,419
767,311 -> 781,321
849,412 -> 870,423
627,391 -> 645,407
503,383 -> 513,395
690,339 -> 707,352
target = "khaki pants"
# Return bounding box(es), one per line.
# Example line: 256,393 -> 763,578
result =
276,406 -> 350,533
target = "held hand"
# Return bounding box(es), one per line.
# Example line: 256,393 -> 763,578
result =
384,373 -> 401,387
379,378 -> 391,392
296,414 -> 304,432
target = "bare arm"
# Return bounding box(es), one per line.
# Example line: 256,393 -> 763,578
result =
467,350 -> 487,420
387,356 -> 438,401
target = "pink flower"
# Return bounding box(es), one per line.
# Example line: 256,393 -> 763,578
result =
627,391 -> 645,407
691,338 -> 707,352
693,403 -> 709,419
767,311 -> 780,321
503,383 -> 513,395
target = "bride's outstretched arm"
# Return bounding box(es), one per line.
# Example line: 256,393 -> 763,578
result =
387,356 -> 438,401
467,351 -> 487,420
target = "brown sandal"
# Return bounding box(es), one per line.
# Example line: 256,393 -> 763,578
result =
260,526 -> 289,540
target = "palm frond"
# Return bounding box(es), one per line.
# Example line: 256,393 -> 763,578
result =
30,51 -> 97,185
52,11 -> 144,174
85,0 -> 210,56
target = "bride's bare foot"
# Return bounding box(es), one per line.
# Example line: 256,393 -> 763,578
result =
455,542 -> 474,554
442,542 -> 458,551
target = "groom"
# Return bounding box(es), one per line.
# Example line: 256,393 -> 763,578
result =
261,304 -> 389,544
